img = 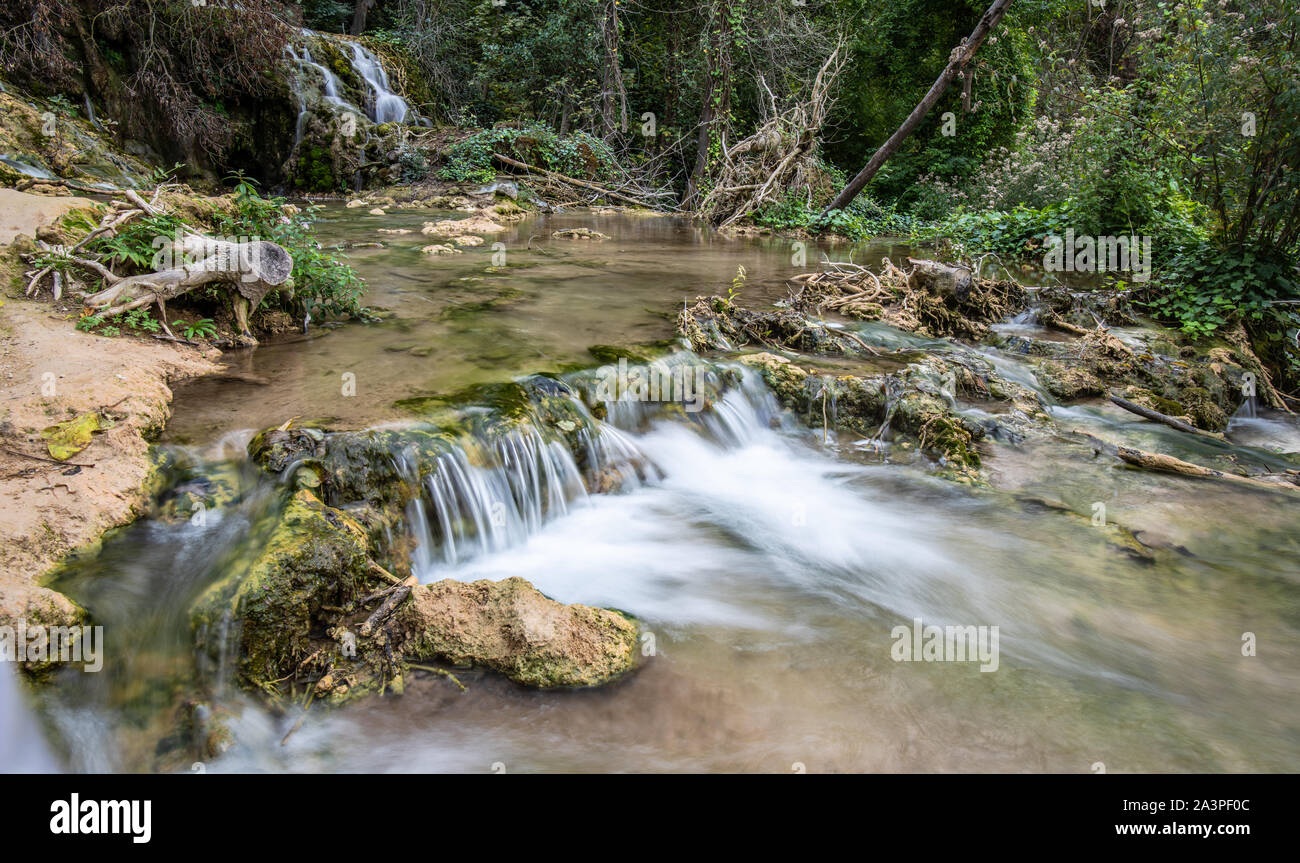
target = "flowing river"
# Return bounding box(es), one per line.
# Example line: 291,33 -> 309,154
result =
24,207 -> 1300,773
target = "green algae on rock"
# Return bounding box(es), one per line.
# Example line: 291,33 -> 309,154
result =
192,408 -> 644,704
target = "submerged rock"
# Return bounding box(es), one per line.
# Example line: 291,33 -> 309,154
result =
552,228 -> 609,240
423,216 -> 506,235
396,577 -> 638,689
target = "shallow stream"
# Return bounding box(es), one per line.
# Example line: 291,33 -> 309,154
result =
21,207 -> 1300,773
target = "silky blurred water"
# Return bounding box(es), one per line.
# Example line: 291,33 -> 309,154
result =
16,208 -> 1300,773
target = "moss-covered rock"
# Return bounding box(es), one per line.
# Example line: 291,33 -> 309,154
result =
738,352 -> 987,478
397,577 -> 638,688
195,413 -> 646,705
1038,361 -> 1106,400
192,488 -> 372,689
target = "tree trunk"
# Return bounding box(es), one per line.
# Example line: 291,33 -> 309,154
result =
84,236 -> 293,338
350,0 -> 377,36
822,0 -> 1015,215
686,1 -> 734,207
908,257 -> 972,300
599,0 -> 628,139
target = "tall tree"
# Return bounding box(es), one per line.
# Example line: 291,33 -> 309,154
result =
686,0 -> 736,206
350,0 -> 377,35
599,0 -> 629,138
823,0 -> 1014,214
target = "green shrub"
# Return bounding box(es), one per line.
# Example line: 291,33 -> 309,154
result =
214,174 -> 367,320
437,124 -> 618,183
397,146 -> 430,183
754,190 -> 918,239
1144,242 -> 1300,339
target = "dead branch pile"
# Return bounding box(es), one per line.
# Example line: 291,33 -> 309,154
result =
788,257 -> 1028,340
491,153 -> 675,210
698,44 -> 845,228
22,185 -> 292,341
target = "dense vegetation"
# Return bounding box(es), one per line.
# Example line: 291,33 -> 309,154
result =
1,0 -> 1296,386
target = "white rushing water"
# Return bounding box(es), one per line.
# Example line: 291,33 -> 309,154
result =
0,665 -> 60,772
347,42 -> 414,125
286,34 -> 421,149
404,370 -> 1023,654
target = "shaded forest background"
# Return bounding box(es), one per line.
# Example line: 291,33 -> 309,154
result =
1,0 -> 1297,384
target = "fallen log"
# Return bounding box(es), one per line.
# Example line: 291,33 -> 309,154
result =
1108,394 -> 1221,439
83,235 -> 292,337
1076,431 -> 1299,494
908,258 -> 972,300
1114,445 -> 1299,493
491,153 -> 654,208
1040,308 -> 1091,337
24,185 -> 294,342
822,0 -> 1016,213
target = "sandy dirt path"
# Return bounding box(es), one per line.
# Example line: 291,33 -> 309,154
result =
0,197 -> 222,627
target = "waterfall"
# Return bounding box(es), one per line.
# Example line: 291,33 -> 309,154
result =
403,422 -> 648,577
400,362 -> 794,580
346,42 -> 415,125
285,33 -> 423,141
286,43 -> 360,150
286,44 -> 361,114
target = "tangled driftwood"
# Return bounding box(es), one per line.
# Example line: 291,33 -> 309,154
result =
698,43 -> 845,227
24,185 -> 292,342
788,256 -> 1027,339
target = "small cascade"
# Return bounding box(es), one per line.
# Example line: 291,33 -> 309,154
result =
345,41 -> 415,125
396,359 -> 793,579
286,44 -> 359,114
403,421 -> 648,577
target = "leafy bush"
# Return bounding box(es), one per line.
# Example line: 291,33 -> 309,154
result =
755,190 -> 918,239
90,212 -> 187,269
397,146 -> 429,183
213,174 -> 367,320
913,201 -> 1078,260
437,125 -> 618,183
1144,242 -> 1300,340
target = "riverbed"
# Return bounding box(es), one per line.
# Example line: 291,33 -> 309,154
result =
27,206 -> 1300,773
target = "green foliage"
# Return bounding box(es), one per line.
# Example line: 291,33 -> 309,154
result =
122,309 -> 161,333
76,314 -> 120,338
1136,0 -> 1300,252
756,190 -> 918,239
916,202 -> 1078,260
397,146 -> 430,183
1144,242 -> 1300,341
214,173 -> 367,320
300,0 -> 353,31
728,265 -> 746,305
172,318 -> 218,340
438,125 -> 618,183
46,93 -> 78,117
826,0 -> 1038,199
91,212 -> 187,269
